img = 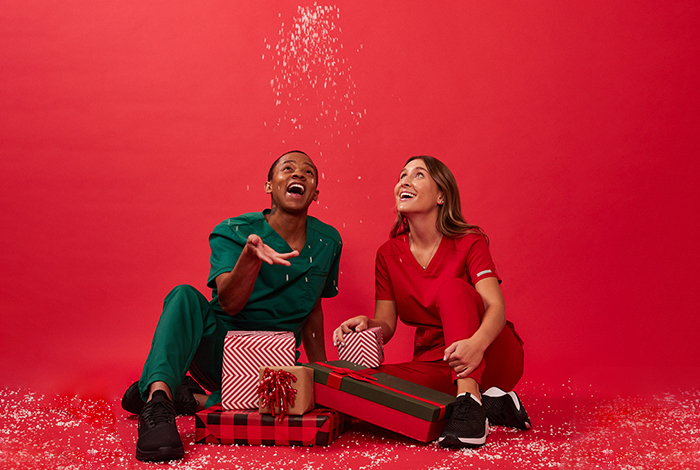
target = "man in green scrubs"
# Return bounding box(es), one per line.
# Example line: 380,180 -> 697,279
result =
124,151 -> 342,462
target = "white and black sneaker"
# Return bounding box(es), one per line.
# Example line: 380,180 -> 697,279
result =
482,387 -> 532,430
438,394 -> 489,448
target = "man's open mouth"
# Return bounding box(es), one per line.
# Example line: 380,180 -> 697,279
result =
287,183 -> 306,195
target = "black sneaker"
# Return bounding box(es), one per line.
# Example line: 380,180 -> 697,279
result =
438,394 -> 489,448
135,390 -> 184,462
122,376 -> 205,416
482,387 -> 532,430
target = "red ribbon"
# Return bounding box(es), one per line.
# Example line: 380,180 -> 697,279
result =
314,363 -> 448,420
257,368 -> 298,421
320,364 -> 378,389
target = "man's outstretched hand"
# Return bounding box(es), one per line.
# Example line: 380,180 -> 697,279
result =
245,234 -> 299,265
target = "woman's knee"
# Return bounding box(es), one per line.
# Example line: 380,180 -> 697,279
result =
436,278 -> 481,309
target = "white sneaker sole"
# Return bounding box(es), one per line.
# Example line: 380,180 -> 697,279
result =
438,420 -> 489,447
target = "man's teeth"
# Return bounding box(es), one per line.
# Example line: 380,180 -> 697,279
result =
288,183 -> 305,195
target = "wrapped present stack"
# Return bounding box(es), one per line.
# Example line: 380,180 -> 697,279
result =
337,326 -> 384,368
196,331 -> 346,447
197,328 -> 457,447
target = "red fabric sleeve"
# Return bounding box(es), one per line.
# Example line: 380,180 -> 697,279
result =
465,235 -> 501,285
374,248 -> 395,301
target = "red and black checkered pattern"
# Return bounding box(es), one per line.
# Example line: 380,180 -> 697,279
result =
195,405 -> 346,446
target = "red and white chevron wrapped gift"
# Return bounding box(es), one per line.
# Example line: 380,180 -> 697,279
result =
337,327 -> 384,368
221,331 -> 295,410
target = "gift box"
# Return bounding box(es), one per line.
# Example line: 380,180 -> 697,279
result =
305,360 -> 455,442
195,405 -> 346,446
258,366 -> 315,416
337,326 -> 384,368
221,331 -> 295,409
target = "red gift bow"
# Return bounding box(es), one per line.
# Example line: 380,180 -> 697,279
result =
257,368 -> 298,421
318,364 -> 379,388
315,362 -> 448,420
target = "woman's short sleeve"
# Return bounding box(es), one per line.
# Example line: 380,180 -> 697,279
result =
466,235 -> 501,285
375,248 -> 395,301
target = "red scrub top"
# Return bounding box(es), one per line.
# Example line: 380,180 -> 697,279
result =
375,231 -> 500,331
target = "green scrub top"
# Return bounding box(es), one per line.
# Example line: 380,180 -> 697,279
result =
207,210 -> 342,345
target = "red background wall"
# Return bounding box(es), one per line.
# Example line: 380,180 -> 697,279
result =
2,1 -> 699,399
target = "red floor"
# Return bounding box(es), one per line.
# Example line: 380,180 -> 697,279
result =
1,382 -> 699,470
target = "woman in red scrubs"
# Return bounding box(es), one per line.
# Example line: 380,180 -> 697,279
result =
333,156 -> 530,448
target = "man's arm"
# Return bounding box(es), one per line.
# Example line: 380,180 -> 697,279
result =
216,234 -> 299,316
302,298 -> 327,362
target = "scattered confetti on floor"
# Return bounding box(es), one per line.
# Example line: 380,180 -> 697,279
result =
1,383 -> 699,469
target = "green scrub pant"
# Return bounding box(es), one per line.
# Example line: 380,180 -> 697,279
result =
138,284 -> 229,407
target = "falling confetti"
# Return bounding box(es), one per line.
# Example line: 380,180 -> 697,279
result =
267,4 -> 362,138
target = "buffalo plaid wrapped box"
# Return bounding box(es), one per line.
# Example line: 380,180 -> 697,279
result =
337,327 -> 384,368
195,406 -> 347,446
305,360 -> 455,442
221,331 -> 296,410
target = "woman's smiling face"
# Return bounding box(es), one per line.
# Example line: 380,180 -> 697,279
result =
395,158 -> 444,216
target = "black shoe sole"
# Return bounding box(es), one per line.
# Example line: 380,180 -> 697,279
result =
135,445 -> 185,462
438,432 -> 488,448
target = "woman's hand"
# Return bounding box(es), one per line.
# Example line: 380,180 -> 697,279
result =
332,316 -> 370,347
444,277 -> 506,379
443,337 -> 487,379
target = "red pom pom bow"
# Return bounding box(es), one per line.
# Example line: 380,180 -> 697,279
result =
257,368 -> 298,421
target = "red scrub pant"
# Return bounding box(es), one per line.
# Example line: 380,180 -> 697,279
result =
376,278 -> 524,396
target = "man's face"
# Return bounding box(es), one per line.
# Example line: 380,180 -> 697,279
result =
265,152 -> 319,214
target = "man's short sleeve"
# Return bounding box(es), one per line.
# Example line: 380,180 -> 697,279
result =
207,221 -> 246,288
